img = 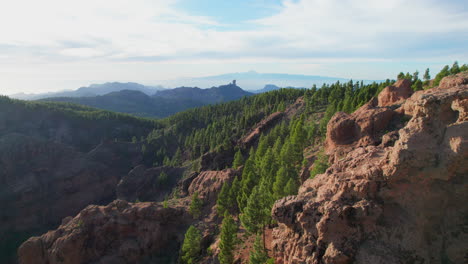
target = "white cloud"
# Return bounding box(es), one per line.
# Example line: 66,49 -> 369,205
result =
0,0 -> 467,94
1,0 -> 466,62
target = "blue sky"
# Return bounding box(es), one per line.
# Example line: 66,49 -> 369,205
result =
0,0 -> 467,94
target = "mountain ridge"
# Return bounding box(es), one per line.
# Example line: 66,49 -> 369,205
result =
40,82 -> 253,118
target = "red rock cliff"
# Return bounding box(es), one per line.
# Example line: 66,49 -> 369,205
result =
272,74 -> 468,264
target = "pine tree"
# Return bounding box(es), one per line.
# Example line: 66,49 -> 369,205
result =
310,152 -> 329,179
460,64 -> 468,72
450,61 -> 460,74
273,166 -> 288,198
433,65 -> 450,86
412,71 -> 419,82
285,178 -> 298,196
240,182 -> 273,234
259,148 -> 277,189
423,68 -> 431,81
229,176 -> 241,213
232,149 -> 244,168
172,147 -> 182,166
181,226 -> 201,264
189,191 -> 203,218
218,213 -> 238,264
157,171 -> 169,186
238,157 -> 258,212
217,182 -> 231,216
249,234 -> 268,264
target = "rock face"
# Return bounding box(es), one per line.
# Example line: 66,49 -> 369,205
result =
272,80 -> 468,263
18,200 -> 191,264
439,71 -> 468,89
18,167 -> 241,264
377,79 -> 413,107
325,97 -> 398,156
188,168 -> 240,205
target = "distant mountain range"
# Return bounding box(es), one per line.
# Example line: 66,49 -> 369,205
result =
10,82 -> 165,100
158,71 -> 379,91
40,82 -> 252,118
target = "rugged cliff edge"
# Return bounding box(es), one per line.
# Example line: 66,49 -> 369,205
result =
272,74 -> 468,263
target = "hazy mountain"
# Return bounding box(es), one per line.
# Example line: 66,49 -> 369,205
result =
155,81 -> 252,103
10,82 -> 165,100
41,82 -> 252,118
158,71 -> 378,91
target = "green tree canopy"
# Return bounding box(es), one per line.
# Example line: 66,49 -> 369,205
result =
232,149 -> 244,168
181,226 -> 202,264
189,191 -> 203,218
249,234 -> 268,264
218,213 -> 238,264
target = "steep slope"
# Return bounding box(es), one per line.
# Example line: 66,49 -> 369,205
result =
0,97 -> 159,262
272,74 -> 468,263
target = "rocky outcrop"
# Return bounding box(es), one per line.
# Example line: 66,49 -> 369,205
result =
272,81 -> 468,263
116,165 -> 185,202
325,98 -> 398,156
18,166 -> 241,264
188,168 -> 240,205
18,200 -> 191,264
377,79 -> 413,107
439,71 -> 468,89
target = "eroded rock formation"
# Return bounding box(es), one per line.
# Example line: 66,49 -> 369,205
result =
18,200 -> 191,264
272,75 -> 468,264
18,167 -> 241,264
377,79 -> 413,107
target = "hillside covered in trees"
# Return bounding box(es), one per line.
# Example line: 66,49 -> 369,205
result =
2,62 -> 467,264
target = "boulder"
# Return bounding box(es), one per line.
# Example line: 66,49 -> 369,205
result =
377,79 -> 413,107
325,98 -> 397,153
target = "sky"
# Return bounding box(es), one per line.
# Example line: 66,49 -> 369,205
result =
0,0 -> 467,94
